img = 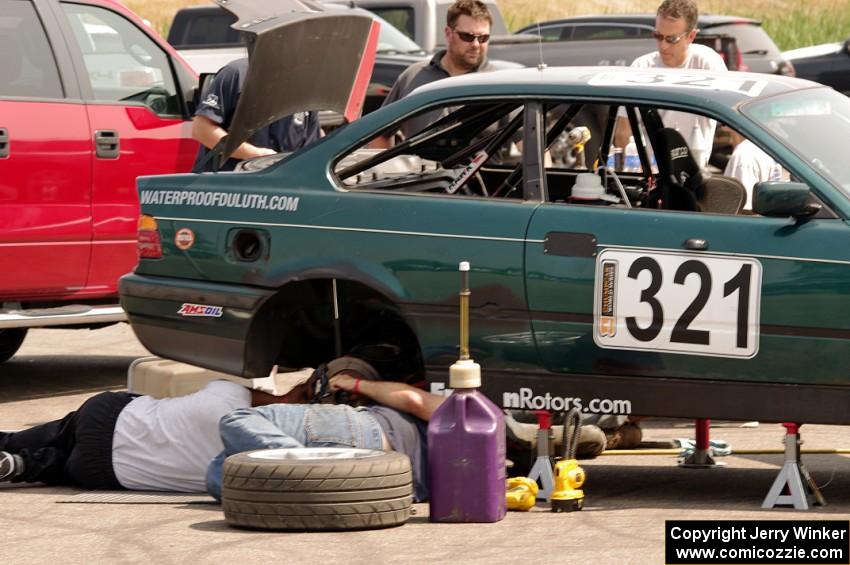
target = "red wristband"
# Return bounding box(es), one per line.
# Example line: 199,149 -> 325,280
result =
353,378 -> 361,395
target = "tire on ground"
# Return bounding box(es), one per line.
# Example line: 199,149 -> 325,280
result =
0,329 -> 27,363
221,447 -> 413,531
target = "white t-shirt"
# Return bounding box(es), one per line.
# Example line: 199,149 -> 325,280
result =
112,380 -> 251,492
724,139 -> 783,210
630,43 -> 728,167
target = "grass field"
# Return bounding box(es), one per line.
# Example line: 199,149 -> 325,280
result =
127,0 -> 850,51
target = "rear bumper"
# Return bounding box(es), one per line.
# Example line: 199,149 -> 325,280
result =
119,274 -> 278,378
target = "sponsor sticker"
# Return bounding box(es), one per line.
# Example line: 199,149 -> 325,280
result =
598,259 -> 617,337
139,190 -> 299,212
593,248 -> 762,358
588,71 -> 769,97
177,303 -> 223,317
174,228 -> 195,250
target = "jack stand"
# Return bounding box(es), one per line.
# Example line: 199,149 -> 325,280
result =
527,410 -> 555,501
679,419 -> 726,468
762,423 -> 826,510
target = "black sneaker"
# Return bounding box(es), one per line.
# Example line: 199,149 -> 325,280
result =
0,451 -> 22,481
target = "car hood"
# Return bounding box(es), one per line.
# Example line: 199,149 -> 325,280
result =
213,0 -> 379,164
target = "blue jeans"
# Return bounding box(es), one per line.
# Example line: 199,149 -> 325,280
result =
206,404 -> 384,500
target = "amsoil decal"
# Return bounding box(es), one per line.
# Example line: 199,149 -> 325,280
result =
174,228 -> 195,250
140,190 -> 299,212
177,303 -> 223,317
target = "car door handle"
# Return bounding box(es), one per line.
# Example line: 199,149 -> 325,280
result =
94,130 -> 120,159
0,128 -> 8,158
683,237 -> 709,250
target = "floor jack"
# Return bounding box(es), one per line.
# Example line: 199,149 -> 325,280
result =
525,410 -> 586,512
762,423 -> 826,510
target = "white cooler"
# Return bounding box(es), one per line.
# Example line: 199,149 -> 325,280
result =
127,356 -> 251,398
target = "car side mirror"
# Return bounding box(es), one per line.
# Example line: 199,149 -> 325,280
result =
753,181 -> 820,218
844,38 -> 850,55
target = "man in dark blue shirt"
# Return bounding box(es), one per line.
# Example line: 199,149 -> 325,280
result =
192,57 -> 321,172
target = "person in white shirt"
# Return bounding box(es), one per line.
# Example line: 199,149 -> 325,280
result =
723,129 -> 783,210
614,0 -> 727,168
0,368 -> 312,492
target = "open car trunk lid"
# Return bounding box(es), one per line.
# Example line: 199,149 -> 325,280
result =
212,0 -> 379,165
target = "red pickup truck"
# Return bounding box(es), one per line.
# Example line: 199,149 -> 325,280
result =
0,0 -> 199,362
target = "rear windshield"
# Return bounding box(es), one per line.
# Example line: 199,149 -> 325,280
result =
170,11 -> 240,48
707,23 -> 780,55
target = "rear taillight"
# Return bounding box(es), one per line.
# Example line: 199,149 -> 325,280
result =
138,214 -> 162,259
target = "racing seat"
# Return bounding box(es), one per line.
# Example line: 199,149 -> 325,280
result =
652,127 -> 703,211
652,127 -> 746,214
698,174 -> 747,214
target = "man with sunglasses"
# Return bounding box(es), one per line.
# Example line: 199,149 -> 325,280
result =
372,0 -> 497,147
614,0 -> 726,166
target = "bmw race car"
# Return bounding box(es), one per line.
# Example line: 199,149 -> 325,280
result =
120,19 -> 850,425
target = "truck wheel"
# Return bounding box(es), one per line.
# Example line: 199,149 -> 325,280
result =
0,329 -> 27,363
221,447 -> 412,531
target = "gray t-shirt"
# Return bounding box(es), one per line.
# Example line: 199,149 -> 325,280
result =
365,405 -> 429,502
382,50 -> 497,140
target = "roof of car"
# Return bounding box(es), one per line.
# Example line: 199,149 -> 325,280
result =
522,13 -> 761,30
407,65 -> 820,106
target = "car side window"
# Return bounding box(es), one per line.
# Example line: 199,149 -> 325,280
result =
0,0 -> 63,99
542,101 -> 775,216
60,2 -> 181,116
334,101 -> 526,198
370,8 -> 415,40
531,25 -> 566,41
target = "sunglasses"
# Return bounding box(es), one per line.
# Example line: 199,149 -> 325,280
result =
452,29 -> 490,43
651,30 -> 691,44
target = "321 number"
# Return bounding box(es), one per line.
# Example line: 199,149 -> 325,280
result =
626,257 -> 752,348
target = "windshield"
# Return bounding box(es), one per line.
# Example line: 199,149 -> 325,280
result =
742,88 -> 850,193
374,14 -> 424,53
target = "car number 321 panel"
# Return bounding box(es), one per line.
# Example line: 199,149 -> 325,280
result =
593,249 -> 762,358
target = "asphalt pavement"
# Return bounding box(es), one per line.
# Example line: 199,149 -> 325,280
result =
1,324 -> 849,565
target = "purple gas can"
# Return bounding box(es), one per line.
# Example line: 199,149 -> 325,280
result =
428,369 -> 506,523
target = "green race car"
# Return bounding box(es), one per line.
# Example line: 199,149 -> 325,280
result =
121,29 -> 850,424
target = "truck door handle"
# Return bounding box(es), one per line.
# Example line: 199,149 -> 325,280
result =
94,130 -> 120,159
0,128 -> 8,158
683,238 -> 709,250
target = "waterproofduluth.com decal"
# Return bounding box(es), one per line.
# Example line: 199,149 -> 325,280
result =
140,190 -> 299,212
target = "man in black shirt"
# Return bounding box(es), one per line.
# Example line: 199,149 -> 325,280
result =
373,0 -> 496,147
192,58 -> 321,172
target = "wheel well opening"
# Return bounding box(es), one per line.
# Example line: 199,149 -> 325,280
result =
260,279 -> 423,383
